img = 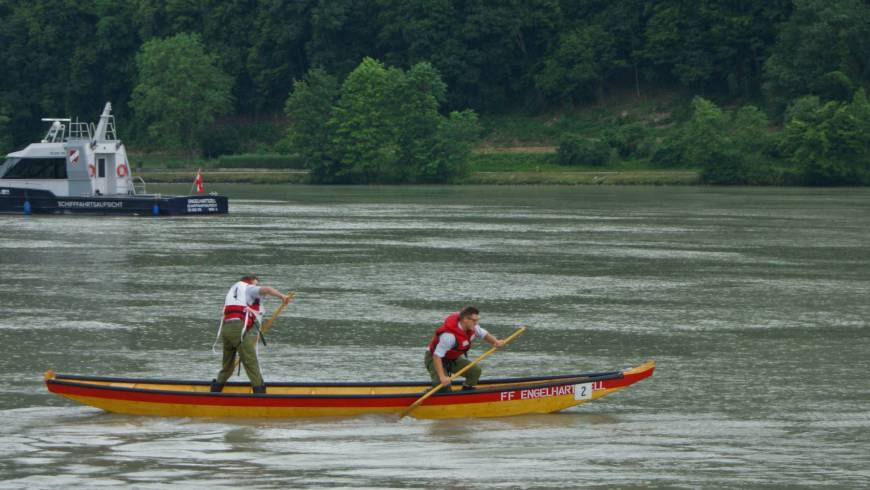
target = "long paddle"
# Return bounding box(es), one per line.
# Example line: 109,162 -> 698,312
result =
233,291 -> 295,371
398,325 -> 527,420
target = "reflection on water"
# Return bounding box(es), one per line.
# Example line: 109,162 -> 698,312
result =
1,185 -> 869,487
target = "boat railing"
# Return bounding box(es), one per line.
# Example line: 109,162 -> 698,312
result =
67,120 -> 92,141
41,119 -> 70,142
133,176 -> 147,195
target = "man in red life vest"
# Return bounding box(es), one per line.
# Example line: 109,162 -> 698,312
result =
210,275 -> 290,394
425,306 -> 504,392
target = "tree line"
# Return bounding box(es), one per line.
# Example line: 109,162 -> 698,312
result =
1,0 -> 868,184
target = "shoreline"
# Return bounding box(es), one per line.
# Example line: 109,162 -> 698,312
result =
137,169 -> 701,185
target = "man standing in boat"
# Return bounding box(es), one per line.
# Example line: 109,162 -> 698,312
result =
211,275 -> 291,394
425,306 -> 504,392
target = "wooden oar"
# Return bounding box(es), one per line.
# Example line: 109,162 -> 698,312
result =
398,325 -> 527,420
233,291 -> 295,371
256,291 -> 295,338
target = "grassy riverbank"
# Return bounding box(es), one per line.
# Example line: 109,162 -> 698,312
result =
135,165 -> 699,186
137,169 -> 309,184
129,90 -> 704,186
466,170 -> 699,185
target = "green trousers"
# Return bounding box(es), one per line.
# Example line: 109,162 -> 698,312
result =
215,321 -> 264,387
424,350 -> 481,388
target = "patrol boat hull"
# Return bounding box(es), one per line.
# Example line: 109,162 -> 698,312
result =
44,360 -> 654,419
0,102 -> 229,216
0,186 -> 227,215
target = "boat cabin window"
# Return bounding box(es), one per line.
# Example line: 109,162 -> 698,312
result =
97,158 -> 106,178
0,158 -> 13,175
1,157 -> 68,179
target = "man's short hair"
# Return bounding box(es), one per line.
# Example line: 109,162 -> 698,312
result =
241,275 -> 259,283
459,306 -> 479,319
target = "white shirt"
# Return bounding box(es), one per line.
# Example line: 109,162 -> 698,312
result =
432,324 -> 489,358
224,283 -> 263,322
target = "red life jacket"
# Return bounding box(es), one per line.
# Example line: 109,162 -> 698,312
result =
222,280 -> 261,330
427,312 -> 476,360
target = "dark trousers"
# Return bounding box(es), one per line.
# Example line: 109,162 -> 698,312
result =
215,321 -> 264,387
424,350 -> 481,388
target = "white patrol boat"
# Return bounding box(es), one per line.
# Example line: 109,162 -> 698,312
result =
0,103 -> 227,215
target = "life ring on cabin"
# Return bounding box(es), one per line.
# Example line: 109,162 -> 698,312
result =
116,163 -> 129,178
87,163 -> 96,178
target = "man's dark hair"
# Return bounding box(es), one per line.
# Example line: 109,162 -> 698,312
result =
459,306 -> 479,319
241,275 -> 259,283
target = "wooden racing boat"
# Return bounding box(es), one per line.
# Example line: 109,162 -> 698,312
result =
44,360 -> 654,419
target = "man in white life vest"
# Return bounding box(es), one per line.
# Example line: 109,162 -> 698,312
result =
211,275 -> 290,394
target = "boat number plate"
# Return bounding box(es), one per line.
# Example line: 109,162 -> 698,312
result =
573,382 -> 593,400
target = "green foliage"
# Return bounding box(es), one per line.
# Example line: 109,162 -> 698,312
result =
779,88 -> 870,185
648,97 -> 787,184
557,135 -> 611,166
785,96 -> 821,123
698,149 -> 749,184
652,96 -> 731,168
200,119 -> 285,159
681,97 -> 729,166
815,71 -> 854,103
535,25 -> 619,104
650,140 -> 686,168
131,33 -> 233,158
605,122 -> 652,158
200,124 -> 242,159
329,58 -> 407,183
730,105 -> 772,155
423,110 -> 480,182
216,154 -> 305,169
468,152 -> 557,172
283,68 -> 340,181
641,2 -> 791,94
763,0 -> 870,113
377,0 -> 561,110
0,109 -> 11,155
284,59 -> 478,184
0,1 -> 868,188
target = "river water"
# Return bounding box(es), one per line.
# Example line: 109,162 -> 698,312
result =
0,185 -> 868,488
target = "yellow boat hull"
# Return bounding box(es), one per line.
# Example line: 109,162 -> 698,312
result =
45,360 -> 654,419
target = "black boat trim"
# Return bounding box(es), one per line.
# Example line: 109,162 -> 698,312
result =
48,371 -> 625,400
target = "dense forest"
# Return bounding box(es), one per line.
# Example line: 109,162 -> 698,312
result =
1,0 -> 869,184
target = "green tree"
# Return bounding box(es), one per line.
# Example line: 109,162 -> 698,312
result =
704,105 -> 778,184
328,58 -> 404,183
131,33 -> 233,158
780,89 -> 870,185
642,1 -> 790,94
306,0 -> 380,77
0,109 -> 12,155
535,25 -> 619,105
764,0 -> 870,113
0,0 -> 102,143
376,0 -> 561,110
283,68 -> 339,182
557,135 -> 610,166
423,109 -> 479,182
247,1 -> 312,112
730,105 -> 771,154
681,97 -> 729,166
92,0 -> 147,123
652,97 -> 778,184
284,58 -> 476,183
784,95 -> 821,123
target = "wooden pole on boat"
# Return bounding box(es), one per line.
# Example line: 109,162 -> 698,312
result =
398,325 -> 527,420
257,291 -> 295,337
233,291 -> 295,371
